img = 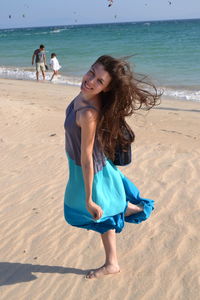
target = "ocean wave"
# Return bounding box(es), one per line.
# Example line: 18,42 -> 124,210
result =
50,28 -> 68,34
50,29 -> 61,33
0,66 -> 81,86
0,66 -> 36,80
34,31 -> 48,35
163,87 -> 200,102
1,29 -> 14,32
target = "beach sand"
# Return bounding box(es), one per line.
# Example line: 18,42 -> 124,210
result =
0,78 -> 199,300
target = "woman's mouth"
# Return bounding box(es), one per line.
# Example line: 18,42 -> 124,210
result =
83,81 -> 92,90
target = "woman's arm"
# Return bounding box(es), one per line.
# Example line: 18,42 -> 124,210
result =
78,108 -> 103,220
32,53 -> 35,65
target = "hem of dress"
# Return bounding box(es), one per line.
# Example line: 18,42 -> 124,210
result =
64,203 -> 125,234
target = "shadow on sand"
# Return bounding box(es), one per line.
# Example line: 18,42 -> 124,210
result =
0,262 -> 88,286
154,106 -> 200,113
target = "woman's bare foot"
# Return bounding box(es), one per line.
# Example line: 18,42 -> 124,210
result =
125,202 -> 143,217
85,263 -> 120,279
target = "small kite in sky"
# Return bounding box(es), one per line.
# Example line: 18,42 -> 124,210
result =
108,0 -> 113,7
168,1 -> 172,5
9,15 -> 12,19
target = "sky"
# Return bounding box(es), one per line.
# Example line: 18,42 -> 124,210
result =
1,0 -> 200,29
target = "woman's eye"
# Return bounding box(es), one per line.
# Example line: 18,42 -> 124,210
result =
98,79 -> 103,85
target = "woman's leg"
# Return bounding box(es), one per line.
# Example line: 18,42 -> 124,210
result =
86,229 -> 120,279
125,202 -> 143,217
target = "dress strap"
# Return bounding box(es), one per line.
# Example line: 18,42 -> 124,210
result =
74,100 -> 99,113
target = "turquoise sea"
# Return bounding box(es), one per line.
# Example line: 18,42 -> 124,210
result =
0,19 -> 200,101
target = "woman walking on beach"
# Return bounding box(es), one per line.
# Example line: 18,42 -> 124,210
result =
64,55 -> 160,279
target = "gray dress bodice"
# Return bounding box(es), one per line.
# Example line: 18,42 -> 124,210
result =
64,99 -> 106,174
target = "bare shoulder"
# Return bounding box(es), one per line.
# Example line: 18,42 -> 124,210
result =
78,107 -> 99,127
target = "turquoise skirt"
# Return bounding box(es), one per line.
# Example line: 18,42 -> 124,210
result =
64,155 -> 154,234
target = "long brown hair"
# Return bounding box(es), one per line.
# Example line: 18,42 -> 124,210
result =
93,55 -> 161,160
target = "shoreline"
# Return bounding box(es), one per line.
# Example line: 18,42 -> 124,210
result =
0,70 -> 200,102
1,77 -> 200,105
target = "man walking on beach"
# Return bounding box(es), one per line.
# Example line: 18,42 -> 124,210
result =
32,44 -> 46,81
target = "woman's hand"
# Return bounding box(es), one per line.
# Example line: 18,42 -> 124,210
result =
86,200 -> 103,220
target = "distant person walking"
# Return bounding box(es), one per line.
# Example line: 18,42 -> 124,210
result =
32,44 -> 46,81
50,53 -> 61,81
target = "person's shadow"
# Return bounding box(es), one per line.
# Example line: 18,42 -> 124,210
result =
0,262 -> 88,286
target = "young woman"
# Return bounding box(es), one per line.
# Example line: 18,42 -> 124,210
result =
64,55 -> 160,279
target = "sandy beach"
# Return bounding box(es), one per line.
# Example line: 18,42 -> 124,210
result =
0,78 -> 199,300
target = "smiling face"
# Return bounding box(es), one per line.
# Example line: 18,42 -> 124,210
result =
81,63 -> 112,98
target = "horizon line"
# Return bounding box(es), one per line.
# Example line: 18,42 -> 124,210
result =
0,17 -> 200,31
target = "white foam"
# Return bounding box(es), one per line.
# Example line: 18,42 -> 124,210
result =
50,29 -> 61,33
163,87 -> 200,102
0,66 -> 199,102
50,28 -> 68,34
0,66 -> 81,86
0,66 -> 36,81
34,31 -> 48,35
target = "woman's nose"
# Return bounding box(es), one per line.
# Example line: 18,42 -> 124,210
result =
88,74 -> 94,81
88,76 -> 96,86
89,78 -> 96,87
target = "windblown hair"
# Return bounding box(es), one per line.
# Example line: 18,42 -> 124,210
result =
93,55 -> 161,160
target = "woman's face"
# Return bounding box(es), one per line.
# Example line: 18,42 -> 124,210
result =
81,63 -> 112,97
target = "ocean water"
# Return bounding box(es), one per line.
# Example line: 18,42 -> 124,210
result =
0,19 -> 200,102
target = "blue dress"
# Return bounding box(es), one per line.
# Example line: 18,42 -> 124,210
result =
64,99 -> 154,234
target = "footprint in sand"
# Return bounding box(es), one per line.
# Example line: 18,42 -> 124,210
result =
32,208 -> 39,214
161,129 -> 182,135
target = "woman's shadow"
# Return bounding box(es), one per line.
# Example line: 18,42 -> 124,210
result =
0,262 -> 88,286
